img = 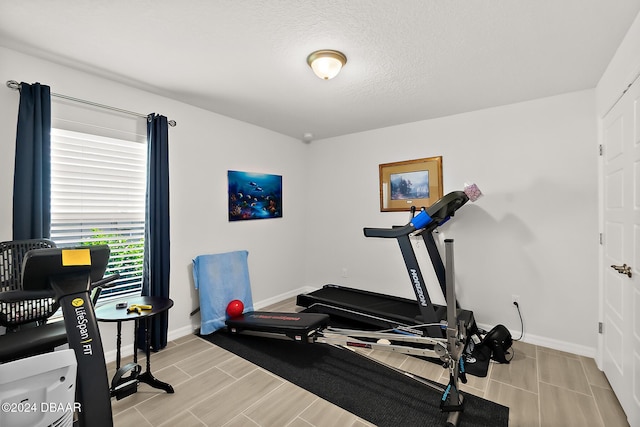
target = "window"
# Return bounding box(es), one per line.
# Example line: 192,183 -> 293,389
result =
50,129 -> 147,301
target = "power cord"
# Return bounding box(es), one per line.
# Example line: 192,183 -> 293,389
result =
512,301 -> 524,341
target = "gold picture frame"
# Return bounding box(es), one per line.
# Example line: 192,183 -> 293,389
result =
379,156 -> 443,212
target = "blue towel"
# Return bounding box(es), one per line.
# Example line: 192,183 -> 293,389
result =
192,250 -> 254,335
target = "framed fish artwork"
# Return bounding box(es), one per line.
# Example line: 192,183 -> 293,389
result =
228,171 -> 283,221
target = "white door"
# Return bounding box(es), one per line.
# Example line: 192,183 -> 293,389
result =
602,75 -> 640,427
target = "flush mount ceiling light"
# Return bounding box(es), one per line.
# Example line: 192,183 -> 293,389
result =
307,50 -> 347,80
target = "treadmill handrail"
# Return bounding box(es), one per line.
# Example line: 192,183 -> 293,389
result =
363,191 -> 469,239
364,222 -> 416,239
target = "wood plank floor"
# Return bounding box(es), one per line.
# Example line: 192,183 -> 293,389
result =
109,298 -> 630,427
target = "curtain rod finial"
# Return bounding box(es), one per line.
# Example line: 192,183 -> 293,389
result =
6,80 -> 20,90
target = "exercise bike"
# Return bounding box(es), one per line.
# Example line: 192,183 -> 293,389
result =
0,245 -> 117,427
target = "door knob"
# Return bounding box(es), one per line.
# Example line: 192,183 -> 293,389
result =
611,264 -> 633,278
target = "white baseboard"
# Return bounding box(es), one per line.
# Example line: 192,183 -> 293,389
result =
477,322 -> 597,359
253,286 -> 318,310
169,324 -> 198,342
103,324 -> 197,364
105,319 -> 597,363
102,286 -> 597,363
104,344 -> 133,364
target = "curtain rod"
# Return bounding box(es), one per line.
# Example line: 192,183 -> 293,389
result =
6,80 -> 176,127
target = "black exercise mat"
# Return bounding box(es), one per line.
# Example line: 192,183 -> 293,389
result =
199,330 -> 509,427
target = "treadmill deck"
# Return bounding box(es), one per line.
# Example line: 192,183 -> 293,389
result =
297,284 -> 476,336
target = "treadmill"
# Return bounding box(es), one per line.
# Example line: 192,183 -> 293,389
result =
297,191 -> 476,338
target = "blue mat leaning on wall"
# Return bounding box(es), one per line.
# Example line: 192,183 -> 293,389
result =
192,250 -> 255,335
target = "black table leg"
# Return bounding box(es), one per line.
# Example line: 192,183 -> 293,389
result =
116,321 -> 122,369
136,317 -> 174,393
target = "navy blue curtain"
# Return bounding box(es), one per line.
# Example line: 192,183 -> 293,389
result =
12,82 -> 51,240
138,114 -> 170,351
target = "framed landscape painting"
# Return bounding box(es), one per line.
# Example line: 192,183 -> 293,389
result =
379,156 -> 443,212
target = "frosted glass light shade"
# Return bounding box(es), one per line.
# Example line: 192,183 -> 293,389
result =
307,50 -> 347,80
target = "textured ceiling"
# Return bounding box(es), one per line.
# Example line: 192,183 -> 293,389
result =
1,1 -> 639,141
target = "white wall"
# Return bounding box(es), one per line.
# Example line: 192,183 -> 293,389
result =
304,90 -> 599,355
0,43 -> 604,358
0,46 -> 309,357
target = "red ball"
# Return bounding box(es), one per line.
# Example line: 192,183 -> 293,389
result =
226,299 -> 244,317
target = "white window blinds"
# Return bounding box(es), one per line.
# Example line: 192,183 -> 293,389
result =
50,128 -> 147,300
